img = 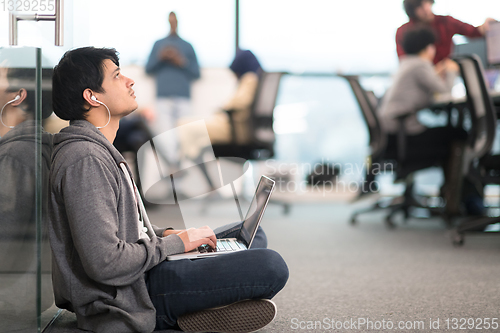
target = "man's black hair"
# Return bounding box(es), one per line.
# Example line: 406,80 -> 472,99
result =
403,0 -> 435,20
402,26 -> 436,55
52,47 -> 119,121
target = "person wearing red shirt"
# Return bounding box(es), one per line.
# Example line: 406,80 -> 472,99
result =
396,0 -> 495,65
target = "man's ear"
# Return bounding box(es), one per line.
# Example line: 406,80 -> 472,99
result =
10,88 -> 27,106
83,88 -> 101,107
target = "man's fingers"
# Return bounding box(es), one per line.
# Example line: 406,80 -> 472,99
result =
204,237 -> 217,249
193,226 -> 216,248
198,226 -> 216,243
196,231 -> 217,249
179,227 -> 217,251
208,234 -> 217,248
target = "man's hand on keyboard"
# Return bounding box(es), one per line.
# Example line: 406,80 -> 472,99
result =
177,226 -> 217,253
197,244 -> 216,253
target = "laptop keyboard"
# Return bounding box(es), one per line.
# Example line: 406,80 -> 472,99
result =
197,239 -> 246,253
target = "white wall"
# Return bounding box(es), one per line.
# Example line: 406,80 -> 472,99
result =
1,0 -> 499,72
121,66 -> 238,119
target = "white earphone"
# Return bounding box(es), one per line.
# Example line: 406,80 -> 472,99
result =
0,95 -> 22,129
91,95 -> 111,129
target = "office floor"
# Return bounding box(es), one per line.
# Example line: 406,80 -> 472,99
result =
44,197 -> 500,333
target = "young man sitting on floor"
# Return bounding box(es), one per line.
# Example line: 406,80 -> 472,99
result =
48,46 -> 289,333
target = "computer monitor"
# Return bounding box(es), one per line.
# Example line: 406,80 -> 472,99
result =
486,21 -> 500,67
453,38 -> 488,67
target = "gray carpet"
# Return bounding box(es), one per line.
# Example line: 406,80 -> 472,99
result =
43,199 -> 500,332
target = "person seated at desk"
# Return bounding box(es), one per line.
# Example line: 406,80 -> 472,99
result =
179,49 -> 262,162
380,26 -> 459,138
379,26 -> 472,211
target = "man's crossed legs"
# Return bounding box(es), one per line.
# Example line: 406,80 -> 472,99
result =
147,223 -> 289,331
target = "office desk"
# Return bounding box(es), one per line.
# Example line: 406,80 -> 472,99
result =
432,90 -> 500,117
432,95 -> 465,111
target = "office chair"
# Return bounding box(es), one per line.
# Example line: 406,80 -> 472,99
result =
197,72 -> 290,213
449,55 -> 499,246
340,75 -> 386,195
344,75 -> 458,228
210,71 -> 285,159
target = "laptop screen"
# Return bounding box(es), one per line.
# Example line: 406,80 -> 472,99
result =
239,176 -> 275,247
486,21 -> 500,67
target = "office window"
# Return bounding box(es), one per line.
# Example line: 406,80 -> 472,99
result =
87,0 -> 235,67
1,0 -> 499,69
239,0 -> 407,73
239,0 -> 500,73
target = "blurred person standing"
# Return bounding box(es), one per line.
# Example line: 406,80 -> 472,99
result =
396,0 -> 495,65
146,11 -> 200,172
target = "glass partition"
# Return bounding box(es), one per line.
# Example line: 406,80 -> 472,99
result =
0,47 -> 54,332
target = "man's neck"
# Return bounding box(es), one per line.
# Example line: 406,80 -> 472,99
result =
98,118 -> 119,143
418,53 -> 433,63
411,17 -> 434,24
86,113 -> 120,143
0,109 -> 27,136
0,126 -> 9,137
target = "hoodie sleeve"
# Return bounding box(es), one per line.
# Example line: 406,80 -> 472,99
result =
59,155 -> 184,286
415,61 -> 450,95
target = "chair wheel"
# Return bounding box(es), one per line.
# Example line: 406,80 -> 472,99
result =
403,209 -> 410,221
451,230 -> 465,247
385,217 -> 396,229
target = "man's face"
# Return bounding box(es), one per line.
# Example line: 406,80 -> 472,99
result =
97,59 -> 137,118
169,13 -> 178,32
415,1 -> 434,23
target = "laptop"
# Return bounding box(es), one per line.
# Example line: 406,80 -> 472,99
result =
166,175 -> 275,261
486,21 -> 500,67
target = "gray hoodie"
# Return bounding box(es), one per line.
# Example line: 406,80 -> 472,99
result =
48,120 -> 184,333
378,55 -> 454,135
0,121 -> 54,314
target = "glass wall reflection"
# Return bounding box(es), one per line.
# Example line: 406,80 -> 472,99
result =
0,47 -> 54,332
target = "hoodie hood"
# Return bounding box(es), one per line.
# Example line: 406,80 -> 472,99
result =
53,120 -> 125,166
1,120 -> 49,145
0,120 -> 53,169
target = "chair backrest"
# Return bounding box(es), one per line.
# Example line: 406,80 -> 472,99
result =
340,75 -> 387,161
454,55 -> 497,160
248,71 -> 285,157
211,71 -> 284,160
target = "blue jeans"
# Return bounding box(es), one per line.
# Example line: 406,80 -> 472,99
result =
146,222 -> 289,330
